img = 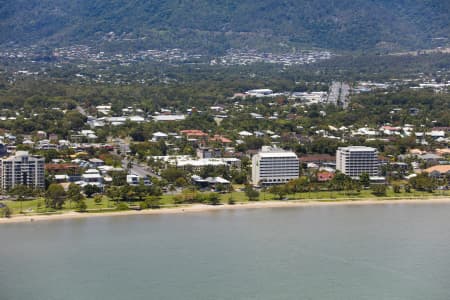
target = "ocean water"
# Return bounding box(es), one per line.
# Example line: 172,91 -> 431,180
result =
1,204 -> 450,300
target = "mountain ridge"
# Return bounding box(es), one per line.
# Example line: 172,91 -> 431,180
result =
1,0 -> 449,53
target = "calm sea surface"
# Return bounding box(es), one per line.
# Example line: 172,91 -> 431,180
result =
2,203 -> 450,300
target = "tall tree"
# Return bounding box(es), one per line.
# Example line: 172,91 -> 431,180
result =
67,183 -> 84,209
359,172 -> 370,188
46,184 -> 66,209
244,185 -> 260,201
83,184 -> 101,198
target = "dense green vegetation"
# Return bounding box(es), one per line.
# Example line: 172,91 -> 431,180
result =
0,72 -> 448,143
301,53 -> 450,81
1,0 -> 449,53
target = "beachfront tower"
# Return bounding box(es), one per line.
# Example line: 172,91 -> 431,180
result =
252,146 -> 299,186
336,146 -> 380,179
0,151 -> 45,191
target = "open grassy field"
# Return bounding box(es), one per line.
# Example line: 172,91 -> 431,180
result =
1,188 -> 449,216
220,188 -> 450,203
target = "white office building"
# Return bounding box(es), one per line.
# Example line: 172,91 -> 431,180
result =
0,151 -> 45,191
336,146 -> 380,178
252,146 -> 299,185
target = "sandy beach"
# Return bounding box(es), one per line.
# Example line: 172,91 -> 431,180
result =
1,196 -> 450,224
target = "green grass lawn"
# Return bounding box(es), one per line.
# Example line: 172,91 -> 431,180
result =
220,188 -> 450,203
1,197 -> 115,215
2,198 -> 56,215
267,188 -> 450,201
83,196 -> 114,210
1,188 -> 449,216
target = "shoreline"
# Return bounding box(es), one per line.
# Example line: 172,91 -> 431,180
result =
1,196 -> 450,224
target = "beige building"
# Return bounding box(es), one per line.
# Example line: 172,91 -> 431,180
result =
0,151 -> 45,191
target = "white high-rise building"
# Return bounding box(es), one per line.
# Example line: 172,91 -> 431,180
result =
252,146 -> 299,186
0,151 -> 45,191
336,146 -> 379,178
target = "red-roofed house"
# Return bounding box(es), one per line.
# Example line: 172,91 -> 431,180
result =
180,130 -> 208,138
45,164 -> 80,175
424,165 -> 450,179
210,135 -> 232,144
317,171 -> 335,182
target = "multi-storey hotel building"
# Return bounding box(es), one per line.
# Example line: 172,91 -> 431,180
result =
252,147 -> 299,186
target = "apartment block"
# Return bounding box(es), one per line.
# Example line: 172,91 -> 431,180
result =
0,151 -> 45,191
336,146 -> 380,178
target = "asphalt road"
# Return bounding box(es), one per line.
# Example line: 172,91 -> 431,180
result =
122,158 -> 161,179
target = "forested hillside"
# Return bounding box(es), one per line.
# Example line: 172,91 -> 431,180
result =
1,0 -> 449,53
